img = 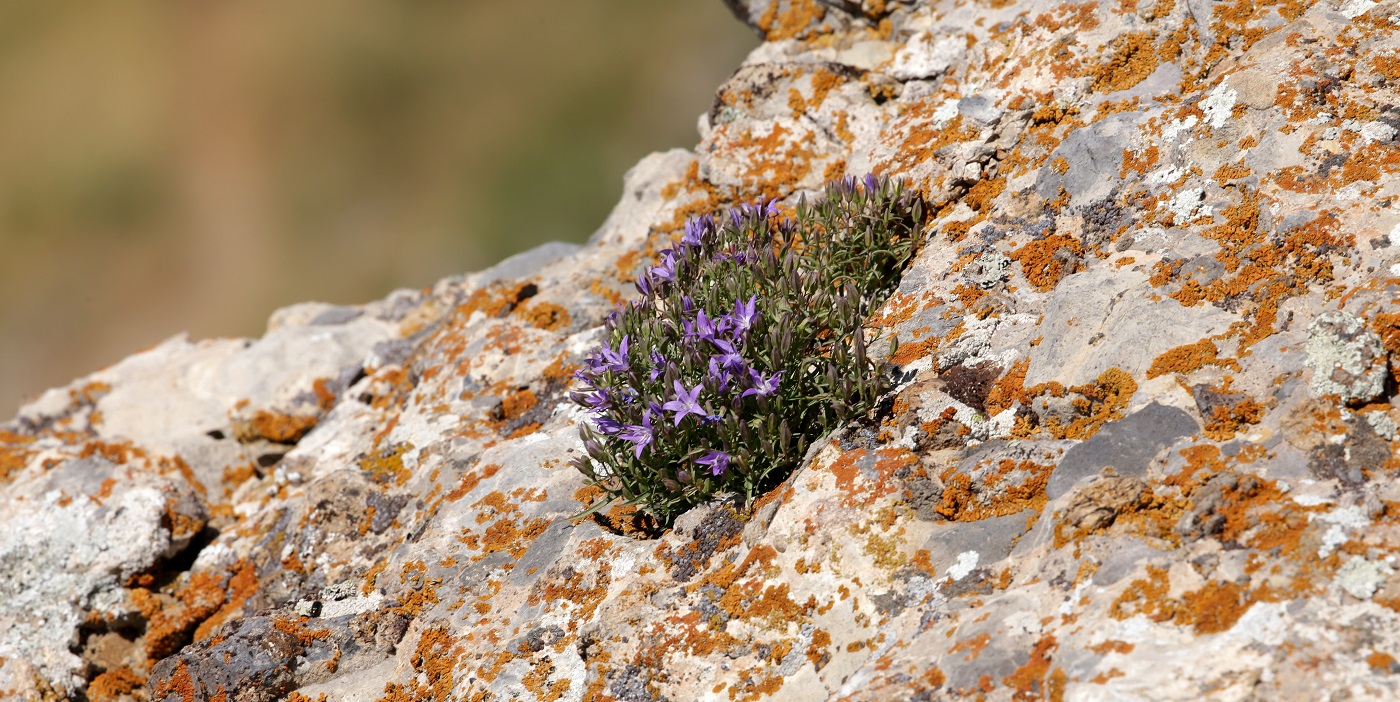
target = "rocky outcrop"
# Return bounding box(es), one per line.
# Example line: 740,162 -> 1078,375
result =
4,0 -> 1400,699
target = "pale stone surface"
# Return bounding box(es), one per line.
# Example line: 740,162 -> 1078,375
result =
4,0 -> 1400,700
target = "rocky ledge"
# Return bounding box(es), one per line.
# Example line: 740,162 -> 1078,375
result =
5,0 -> 1400,700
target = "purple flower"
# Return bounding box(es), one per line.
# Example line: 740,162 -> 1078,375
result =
580,388 -> 611,409
764,197 -> 780,217
662,380 -> 706,425
649,250 -> 677,282
697,450 -> 730,476
741,369 -> 784,398
681,215 -> 712,249
592,415 -> 623,435
864,173 -> 880,193
710,339 -> 747,373
728,295 -> 758,335
707,357 -> 733,391
686,309 -> 724,341
618,412 -> 655,458
648,351 -> 667,382
596,336 -> 630,373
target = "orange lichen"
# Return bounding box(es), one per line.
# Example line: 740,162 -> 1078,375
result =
723,122 -> 817,194
517,301 -> 571,332
361,560 -> 388,596
1002,635 -> 1058,700
1150,191 -> 1348,350
145,570 -> 229,660
1088,33 -> 1159,93
1212,162 -> 1252,186
936,458 -> 1055,522
500,389 -> 538,421
272,616 -> 333,645
380,626 -> 463,702
1369,651 -> 1397,671
1121,145 -> 1160,177
1145,339 -> 1239,378
966,177 -> 1007,213
1028,368 -> 1138,440
1032,2 -> 1100,31
882,113 -> 981,176
1010,234 -> 1083,292
984,359 -> 1031,416
951,632 -> 993,660
1113,565 -> 1274,635
827,447 -> 919,508
0,429 -> 36,483
526,565 -> 612,622
757,0 -> 828,41
238,410 -> 319,444
1201,396 -> 1264,441
149,660 -> 195,702
1089,640 -> 1135,655
87,667 -> 146,701
1373,313 -> 1400,381
445,463 -> 502,502
360,443 -> 413,487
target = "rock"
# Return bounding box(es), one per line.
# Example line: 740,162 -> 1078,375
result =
8,0 -> 1400,699
889,31 -> 966,81
1047,402 -> 1198,499
1306,310 -> 1390,405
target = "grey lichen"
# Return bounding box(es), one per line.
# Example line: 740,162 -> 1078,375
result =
1305,311 -> 1388,405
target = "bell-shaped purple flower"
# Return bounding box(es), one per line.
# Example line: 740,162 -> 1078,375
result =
618,412 -> 655,458
707,357 -> 733,392
662,380 -> 706,425
686,309 -> 724,342
681,215 -> 712,249
697,450 -> 730,476
728,295 -> 758,336
710,338 -> 747,374
648,351 -> 668,382
595,336 -> 630,373
592,414 -> 624,435
741,369 -> 784,398
649,250 -> 677,283
579,387 -> 611,409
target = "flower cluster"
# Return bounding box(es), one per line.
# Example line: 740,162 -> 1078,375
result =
571,174 -> 923,523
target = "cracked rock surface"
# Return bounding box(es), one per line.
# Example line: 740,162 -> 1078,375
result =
5,0 -> 1400,699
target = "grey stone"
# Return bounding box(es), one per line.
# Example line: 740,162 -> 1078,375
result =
1036,113 -> 1138,207
919,510 -> 1037,575
1047,403 -> 1198,499
1025,265 -> 1237,386
475,241 -> 582,285
957,95 -> 1001,126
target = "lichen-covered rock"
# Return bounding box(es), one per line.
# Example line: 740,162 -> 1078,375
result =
7,0 -> 1400,699
1306,310 -> 1390,405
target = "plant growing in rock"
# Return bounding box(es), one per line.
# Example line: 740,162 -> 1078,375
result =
571,174 -> 924,523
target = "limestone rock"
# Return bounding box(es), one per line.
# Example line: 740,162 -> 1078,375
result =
6,0 -> 1400,699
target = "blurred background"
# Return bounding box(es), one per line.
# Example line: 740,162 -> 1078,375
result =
0,2 -> 758,415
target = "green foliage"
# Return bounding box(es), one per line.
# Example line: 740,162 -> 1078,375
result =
571,174 -> 923,524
